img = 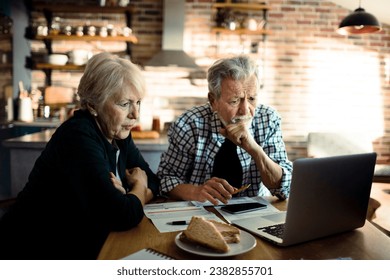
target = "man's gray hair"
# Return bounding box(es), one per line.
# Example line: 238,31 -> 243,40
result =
207,55 -> 260,99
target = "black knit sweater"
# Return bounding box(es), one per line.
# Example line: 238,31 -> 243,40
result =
0,109 -> 160,259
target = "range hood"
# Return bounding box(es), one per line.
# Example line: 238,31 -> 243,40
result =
145,0 -> 199,69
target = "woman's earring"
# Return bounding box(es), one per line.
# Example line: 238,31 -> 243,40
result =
87,104 -> 98,117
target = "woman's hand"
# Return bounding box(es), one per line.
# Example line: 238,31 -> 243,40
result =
125,167 -> 147,188
125,167 -> 153,204
109,172 -> 126,194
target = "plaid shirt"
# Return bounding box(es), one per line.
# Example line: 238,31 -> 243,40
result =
157,103 -> 292,200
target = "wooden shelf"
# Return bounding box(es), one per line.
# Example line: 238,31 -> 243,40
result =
34,34 -> 138,44
212,3 -> 271,11
33,63 -> 85,71
211,1 -> 270,86
31,3 -> 135,14
211,2 -> 271,37
0,64 -> 13,70
0,34 -> 12,40
26,2 -> 137,86
211,27 -> 271,36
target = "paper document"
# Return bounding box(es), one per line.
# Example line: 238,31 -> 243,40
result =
144,201 -> 221,233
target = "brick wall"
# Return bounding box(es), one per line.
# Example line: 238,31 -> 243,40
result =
29,0 -> 390,161
262,0 -> 390,162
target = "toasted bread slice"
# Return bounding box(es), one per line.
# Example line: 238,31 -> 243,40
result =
209,220 -> 240,243
182,216 -> 230,253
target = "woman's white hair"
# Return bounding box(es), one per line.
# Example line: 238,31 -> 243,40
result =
77,52 -> 146,110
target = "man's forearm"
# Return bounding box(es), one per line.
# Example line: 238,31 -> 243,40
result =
167,183 -> 198,201
251,145 -> 283,189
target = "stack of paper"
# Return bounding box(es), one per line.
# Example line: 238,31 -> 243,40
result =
144,201 -> 221,233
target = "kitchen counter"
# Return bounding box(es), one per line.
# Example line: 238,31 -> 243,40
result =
1,122 -> 62,200
3,128 -> 168,149
2,129 -> 168,198
2,128 -> 55,149
11,120 -> 62,128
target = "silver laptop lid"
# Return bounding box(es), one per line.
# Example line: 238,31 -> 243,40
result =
282,152 -> 377,246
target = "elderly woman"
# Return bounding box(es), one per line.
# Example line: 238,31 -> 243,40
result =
0,52 -> 159,259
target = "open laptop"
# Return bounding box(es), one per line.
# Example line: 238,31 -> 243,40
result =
233,152 -> 377,246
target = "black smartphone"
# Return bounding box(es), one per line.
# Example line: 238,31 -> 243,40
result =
221,202 -> 267,214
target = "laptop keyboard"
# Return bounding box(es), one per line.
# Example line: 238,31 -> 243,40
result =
258,223 -> 285,238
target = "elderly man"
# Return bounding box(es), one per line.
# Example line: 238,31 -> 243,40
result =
157,55 -> 292,205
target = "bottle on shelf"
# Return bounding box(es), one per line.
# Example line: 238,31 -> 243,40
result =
152,116 -> 161,132
30,83 -> 42,119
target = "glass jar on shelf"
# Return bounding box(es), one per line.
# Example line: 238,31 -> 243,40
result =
49,17 -> 61,35
224,11 -> 238,30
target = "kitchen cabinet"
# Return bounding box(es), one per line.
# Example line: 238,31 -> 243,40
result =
24,2 -> 138,86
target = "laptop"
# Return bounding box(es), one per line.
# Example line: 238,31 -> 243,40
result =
233,152 -> 377,246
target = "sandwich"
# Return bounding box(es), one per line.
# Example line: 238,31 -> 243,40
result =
180,216 -> 240,253
209,219 -> 240,243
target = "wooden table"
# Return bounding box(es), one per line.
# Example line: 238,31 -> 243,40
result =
370,183 -> 390,234
98,187 -> 390,260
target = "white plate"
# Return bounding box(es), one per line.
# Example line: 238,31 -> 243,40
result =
175,230 -> 256,257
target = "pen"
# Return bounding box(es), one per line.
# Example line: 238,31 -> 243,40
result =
167,221 -> 189,225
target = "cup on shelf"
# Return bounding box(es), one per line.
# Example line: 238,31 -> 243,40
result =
18,97 -> 34,122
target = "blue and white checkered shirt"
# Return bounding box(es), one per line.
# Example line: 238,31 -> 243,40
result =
157,103 -> 292,200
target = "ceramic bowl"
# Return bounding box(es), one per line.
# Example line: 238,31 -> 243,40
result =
47,54 -> 68,65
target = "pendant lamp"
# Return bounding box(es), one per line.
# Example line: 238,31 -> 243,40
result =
337,1 -> 381,35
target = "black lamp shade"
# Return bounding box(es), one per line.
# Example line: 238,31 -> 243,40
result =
338,7 -> 381,35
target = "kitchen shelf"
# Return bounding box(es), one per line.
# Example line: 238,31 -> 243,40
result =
211,1 -> 271,56
26,62 -> 85,86
25,2 -> 137,87
210,1 -> 271,86
212,3 -> 271,11
211,1 -> 271,35
32,63 -> 85,71
26,3 -> 137,52
211,27 -> 271,36
0,63 -> 13,70
33,34 -> 138,43
30,3 -> 134,14
0,34 -> 12,40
